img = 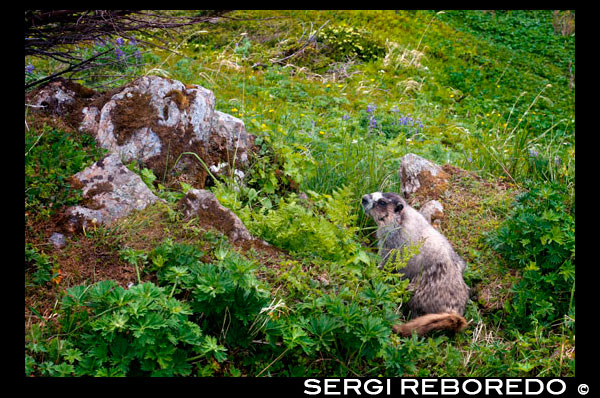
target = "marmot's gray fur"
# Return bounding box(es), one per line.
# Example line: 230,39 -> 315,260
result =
361,191 -> 469,337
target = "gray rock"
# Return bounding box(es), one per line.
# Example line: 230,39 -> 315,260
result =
209,162 -> 246,187
83,76 -> 253,178
63,154 -> 160,230
419,200 -> 444,229
178,188 -> 252,242
399,153 -> 449,198
209,110 -> 252,165
26,77 -> 96,116
49,232 -> 67,249
79,106 -> 101,134
27,79 -> 77,114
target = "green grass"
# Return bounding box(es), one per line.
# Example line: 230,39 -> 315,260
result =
24,10 -> 574,377
25,124 -> 107,222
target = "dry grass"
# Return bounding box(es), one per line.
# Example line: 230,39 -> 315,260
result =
383,39 -> 427,70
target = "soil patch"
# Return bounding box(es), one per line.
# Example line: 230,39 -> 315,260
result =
25,216 -> 151,333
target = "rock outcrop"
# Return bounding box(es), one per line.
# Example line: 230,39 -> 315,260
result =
26,77 -> 95,116
27,76 -> 258,235
399,153 -> 449,199
178,188 -> 253,243
60,154 -> 160,232
79,76 -> 254,187
28,75 -> 255,189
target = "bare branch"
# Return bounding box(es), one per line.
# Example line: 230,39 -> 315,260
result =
25,49 -> 112,90
24,10 -> 233,89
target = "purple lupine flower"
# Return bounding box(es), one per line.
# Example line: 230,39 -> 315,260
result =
342,114 -> 350,121
25,64 -> 34,74
554,156 -> 561,165
467,156 -> 472,163
391,106 -> 400,113
115,47 -> 124,60
366,104 -> 376,113
369,116 -> 377,129
134,49 -> 142,60
529,149 -> 538,158
418,121 -> 424,129
116,37 -> 124,46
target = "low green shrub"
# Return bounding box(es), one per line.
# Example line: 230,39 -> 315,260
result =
25,244 -> 59,285
152,243 -> 271,347
25,239 -> 272,376
317,25 -> 385,63
27,280 -> 207,376
488,181 -> 575,331
245,187 -> 364,263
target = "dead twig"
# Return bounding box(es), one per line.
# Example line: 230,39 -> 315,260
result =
270,19 -> 330,65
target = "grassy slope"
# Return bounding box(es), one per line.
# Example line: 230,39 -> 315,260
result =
25,10 -> 574,377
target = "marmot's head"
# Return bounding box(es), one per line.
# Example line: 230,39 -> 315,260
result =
361,192 -> 406,227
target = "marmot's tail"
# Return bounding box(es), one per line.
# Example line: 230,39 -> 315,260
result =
392,312 -> 467,337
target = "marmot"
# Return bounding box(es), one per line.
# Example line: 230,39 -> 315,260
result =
361,191 -> 469,337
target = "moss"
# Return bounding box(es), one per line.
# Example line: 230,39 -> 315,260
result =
144,122 -> 215,189
165,89 -> 196,111
407,169 -> 450,205
61,79 -> 96,99
110,92 -> 156,146
105,85 -> 231,189
85,180 -> 113,196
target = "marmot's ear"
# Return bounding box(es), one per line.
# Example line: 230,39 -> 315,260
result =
394,203 -> 404,213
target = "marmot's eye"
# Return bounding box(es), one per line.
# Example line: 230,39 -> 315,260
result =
378,199 -> 387,206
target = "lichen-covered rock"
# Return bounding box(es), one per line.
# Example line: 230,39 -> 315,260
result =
399,153 -> 449,199
62,154 -> 160,232
27,76 -> 254,189
80,106 -> 101,135
178,188 -> 252,242
80,76 -> 254,187
26,77 -> 95,115
92,76 -> 210,162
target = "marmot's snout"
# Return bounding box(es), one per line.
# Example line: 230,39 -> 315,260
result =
361,194 -> 372,211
